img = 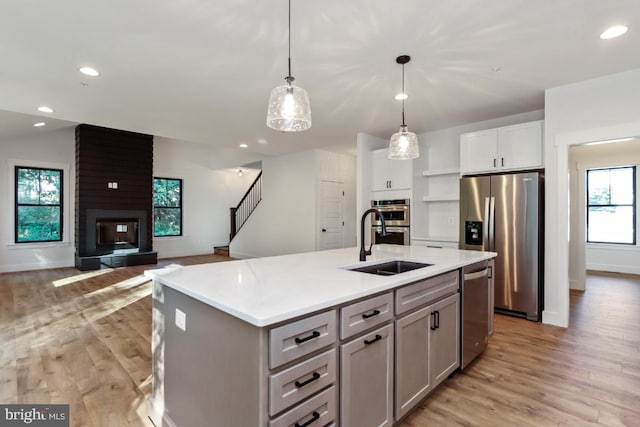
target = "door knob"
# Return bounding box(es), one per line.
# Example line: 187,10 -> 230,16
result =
322,228 -> 327,232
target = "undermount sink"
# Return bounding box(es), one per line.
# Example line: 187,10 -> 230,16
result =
348,260 -> 433,276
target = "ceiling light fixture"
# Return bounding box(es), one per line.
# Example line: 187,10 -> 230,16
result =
238,169 -> 244,177
79,66 -> 100,77
38,106 -> 54,113
600,25 -> 628,40
33,122 -> 46,127
239,143 -> 248,149
266,0 -> 311,132
394,93 -> 408,100
388,55 -> 419,160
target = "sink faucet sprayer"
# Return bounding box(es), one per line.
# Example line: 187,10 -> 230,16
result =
360,208 -> 387,262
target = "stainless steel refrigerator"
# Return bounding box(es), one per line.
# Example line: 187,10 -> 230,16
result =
459,171 -> 544,321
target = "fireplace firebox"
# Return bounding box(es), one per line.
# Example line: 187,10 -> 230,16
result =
96,218 -> 139,254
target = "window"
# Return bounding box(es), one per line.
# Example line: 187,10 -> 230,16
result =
586,166 -> 636,244
15,166 -> 63,243
154,177 -> 182,236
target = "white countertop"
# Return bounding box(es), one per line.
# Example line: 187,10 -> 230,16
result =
145,245 -> 496,327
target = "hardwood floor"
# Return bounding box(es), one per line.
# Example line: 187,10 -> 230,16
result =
1,261 -> 639,426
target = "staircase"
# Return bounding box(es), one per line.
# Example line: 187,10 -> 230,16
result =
229,171 -> 262,242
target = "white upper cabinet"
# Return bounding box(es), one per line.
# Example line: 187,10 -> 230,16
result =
371,148 -> 412,191
460,120 -> 544,175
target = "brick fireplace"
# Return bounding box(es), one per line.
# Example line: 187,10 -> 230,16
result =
75,124 -> 157,270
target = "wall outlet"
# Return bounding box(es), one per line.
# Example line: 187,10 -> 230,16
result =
447,216 -> 456,225
175,308 -> 186,331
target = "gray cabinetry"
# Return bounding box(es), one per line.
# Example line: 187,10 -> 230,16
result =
340,324 -> 394,427
395,275 -> 460,420
430,294 -> 460,387
395,304 -> 432,419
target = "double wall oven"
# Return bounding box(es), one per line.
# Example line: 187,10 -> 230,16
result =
371,199 -> 410,245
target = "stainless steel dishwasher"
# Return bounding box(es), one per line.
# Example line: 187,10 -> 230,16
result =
460,260 -> 489,369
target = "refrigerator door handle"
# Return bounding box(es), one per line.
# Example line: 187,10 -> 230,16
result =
483,197 -> 490,250
488,197 -> 496,251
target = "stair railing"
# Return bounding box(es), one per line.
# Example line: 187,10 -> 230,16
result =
230,171 -> 262,241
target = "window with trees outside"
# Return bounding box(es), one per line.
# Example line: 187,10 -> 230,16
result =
154,177 -> 182,237
586,166 -> 636,244
15,166 -> 63,243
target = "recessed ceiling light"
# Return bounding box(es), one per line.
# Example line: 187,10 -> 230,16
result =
600,25 -> 628,40
37,106 -> 54,113
257,139 -> 268,145
394,93 -> 408,100
33,122 -> 46,127
79,66 -> 100,77
239,143 -> 248,149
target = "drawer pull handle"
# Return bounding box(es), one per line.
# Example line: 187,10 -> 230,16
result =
362,309 -> 380,319
295,331 -> 320,344
295,372 -> 321,388
364,334 -> 382,345
295,411 -> 320,427
430,312 -> 437,330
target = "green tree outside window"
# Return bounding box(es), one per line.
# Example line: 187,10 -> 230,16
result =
15,167 -> 63,243
154,178 -> 182,236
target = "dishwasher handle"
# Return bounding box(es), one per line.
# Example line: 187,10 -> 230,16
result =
463,268 -> 489,281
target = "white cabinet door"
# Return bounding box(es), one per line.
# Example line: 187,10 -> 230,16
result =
460,129 -> 498,175
371,149 -> 391,191
371,148 -> 412,191
340,324 -> 394,427
430,294 -> 460,388
395,305 -> 432,420
498,120 -> 543,171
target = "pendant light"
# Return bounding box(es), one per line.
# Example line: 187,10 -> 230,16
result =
388,55 -> 419,160
266,0 -> 312,132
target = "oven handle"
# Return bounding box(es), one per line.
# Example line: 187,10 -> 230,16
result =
372,226 -> 409,232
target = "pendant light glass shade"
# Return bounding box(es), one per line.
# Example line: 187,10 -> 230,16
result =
389,55 -> 419,160
389,125 -> 419,159
266,0 -> 311,132
266,79 -> 312,132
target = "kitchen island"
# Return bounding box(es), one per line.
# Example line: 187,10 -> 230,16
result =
146,245 -> 495,427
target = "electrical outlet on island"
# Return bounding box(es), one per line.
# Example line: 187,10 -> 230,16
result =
175,308 -> 186,331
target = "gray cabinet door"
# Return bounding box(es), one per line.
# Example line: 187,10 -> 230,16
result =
340,324 -> 394,427
395,305 -> 432,420
430,294 -> 460,387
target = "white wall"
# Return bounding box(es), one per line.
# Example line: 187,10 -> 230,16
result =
153,137 -> 260,258
545,67 -> 640,327
568,140 -> 640,285
0,127 -> 76,272
230,149 -> 357,258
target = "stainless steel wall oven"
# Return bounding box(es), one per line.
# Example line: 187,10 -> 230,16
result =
371,199 -> 410,245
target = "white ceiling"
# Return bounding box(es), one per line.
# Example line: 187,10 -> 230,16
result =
1,0 -> 639,156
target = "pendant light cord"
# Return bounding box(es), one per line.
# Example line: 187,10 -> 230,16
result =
401,63 -> 406,127
287,0 -> 293,81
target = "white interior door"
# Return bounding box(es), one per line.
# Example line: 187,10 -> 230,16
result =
319,180 -> 344,250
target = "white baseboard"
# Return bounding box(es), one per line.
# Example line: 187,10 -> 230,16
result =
542,309 -> 568,328
569,279 -> 585,291
0,259 -> 74,273
586,263 -> 640,275
228,251 -> 257,260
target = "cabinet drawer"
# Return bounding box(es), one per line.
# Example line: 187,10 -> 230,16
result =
270,310 -> 337,369
269,349 -> 337,416
396,270 -> 459,315
340,293 -> 393,340
269,385 -> 337,427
